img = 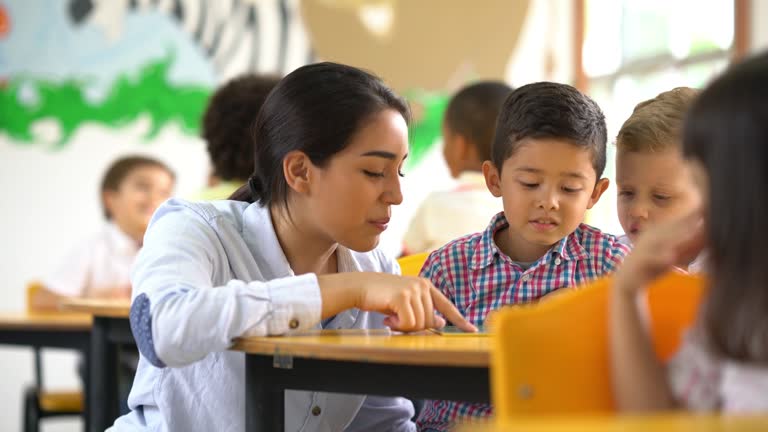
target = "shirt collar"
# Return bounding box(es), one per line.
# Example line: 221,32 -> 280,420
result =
241,203 -> 360,276
243,204 -> 362,328
106,222 -> 140,256
469,212 -> 508,270
550,229 -> 589,262
456,171 -> 487,187
469,213 -> 589,270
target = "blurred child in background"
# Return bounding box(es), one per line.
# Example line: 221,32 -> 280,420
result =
402,81 -> 511,254
197,74 -> 280,200
36,155 -> 175,305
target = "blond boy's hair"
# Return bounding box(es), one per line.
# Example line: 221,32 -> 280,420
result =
616,87 -> 699,152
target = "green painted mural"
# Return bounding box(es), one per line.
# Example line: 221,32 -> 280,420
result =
0,53 -> 210,147
405,90 -> 449,170
1,54 -> 446,165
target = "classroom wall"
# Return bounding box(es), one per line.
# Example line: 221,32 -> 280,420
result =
752,0 -> 768,52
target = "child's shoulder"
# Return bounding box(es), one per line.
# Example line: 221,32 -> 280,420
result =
571,223 -> 631,259
425,231 -> 486,268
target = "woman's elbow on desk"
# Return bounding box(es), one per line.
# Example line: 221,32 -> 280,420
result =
130,292 -> 219,368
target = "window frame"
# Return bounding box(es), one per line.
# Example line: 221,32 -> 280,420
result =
573,0 -> 750,92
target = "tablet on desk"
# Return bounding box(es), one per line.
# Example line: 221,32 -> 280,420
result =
429,325 -> 488,336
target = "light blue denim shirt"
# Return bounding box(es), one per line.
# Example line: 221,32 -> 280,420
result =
110,198 -> 415,432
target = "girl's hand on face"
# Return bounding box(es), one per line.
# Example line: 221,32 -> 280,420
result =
352,273 -> 478,333
614,211 -> 706,297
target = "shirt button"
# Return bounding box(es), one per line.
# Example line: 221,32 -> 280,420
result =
289,318 -> 300,329
311,405 -> 322,416
555,258 -> 562,266
522,274 -> 531,282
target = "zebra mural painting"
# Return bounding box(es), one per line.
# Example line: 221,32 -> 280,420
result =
67,0 -> 315,82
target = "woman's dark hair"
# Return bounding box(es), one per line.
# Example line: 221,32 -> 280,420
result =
202,74 -> 281,182
683,51 -> 768,362
229,62 -> 410,206
100,155 -> 175,219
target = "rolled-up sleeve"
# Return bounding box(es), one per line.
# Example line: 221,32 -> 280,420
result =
130,203 -> 322,368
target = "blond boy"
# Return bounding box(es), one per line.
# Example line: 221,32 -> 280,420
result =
616,88 -> 702,251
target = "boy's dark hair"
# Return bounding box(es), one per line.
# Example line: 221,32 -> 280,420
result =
202,74 -> 281,181
100,156 -> 175,219
491,82 -> 607,179
444,81 -> 513,162
683,51 -> 768,362
229,62 -> 410,208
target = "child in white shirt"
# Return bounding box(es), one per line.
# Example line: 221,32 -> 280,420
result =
38,155 -> 174,304
403,81 -> 512,254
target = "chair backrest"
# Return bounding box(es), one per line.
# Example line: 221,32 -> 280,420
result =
489,272 -> 705,420
397,252 -> 430,277
26,281 -> 46,314
646,273 -> 706,361
25,282 -> 47,388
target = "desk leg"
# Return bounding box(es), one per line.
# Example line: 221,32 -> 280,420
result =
82,343 -> 91,432
245,354 -> 284,432
89,317 -> 119,432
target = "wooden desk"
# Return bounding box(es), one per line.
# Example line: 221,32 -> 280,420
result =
455,414 -> 768,431
0,312 -> 92,432
0,312 -> 92,331
61,298 -> 130,318
231,329 -> 491,432
62,299 -> 133,432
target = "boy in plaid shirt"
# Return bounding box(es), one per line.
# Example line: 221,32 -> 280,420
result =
416,82 -> 630,431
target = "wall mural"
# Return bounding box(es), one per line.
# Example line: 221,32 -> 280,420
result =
0,0 -> 484,169
1,54 -> 208,146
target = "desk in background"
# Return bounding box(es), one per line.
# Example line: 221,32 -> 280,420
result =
0,312 -> 92,432
62,299 -> 132,432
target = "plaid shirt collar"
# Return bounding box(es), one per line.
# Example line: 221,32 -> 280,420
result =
469,212 -> 589,270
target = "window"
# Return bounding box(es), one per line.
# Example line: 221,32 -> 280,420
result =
578,0 -> 746,234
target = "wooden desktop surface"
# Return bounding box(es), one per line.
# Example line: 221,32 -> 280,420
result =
456,414 -> 768,432
231,329 -> 490,367
0,312 -> 92,330
60,298 -> 131,318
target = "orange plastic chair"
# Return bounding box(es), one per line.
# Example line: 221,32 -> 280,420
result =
24,282 -> 84,432
489,272 -> 705,420
397,252 -> 430,277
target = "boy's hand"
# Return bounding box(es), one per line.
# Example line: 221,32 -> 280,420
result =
614,211 -> 705,297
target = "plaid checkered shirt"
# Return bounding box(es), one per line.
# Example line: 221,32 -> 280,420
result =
416,212 -> 630,431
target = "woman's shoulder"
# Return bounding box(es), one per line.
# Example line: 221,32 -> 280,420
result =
150,198 -> 255,231
155,198 -> 249,220
141,199 -> 261,252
